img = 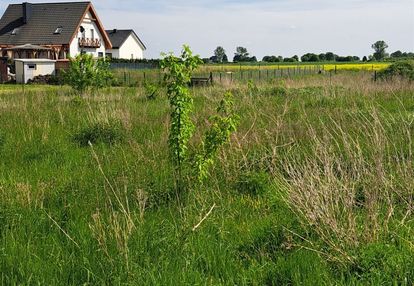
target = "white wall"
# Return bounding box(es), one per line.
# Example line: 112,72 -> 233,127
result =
107,34 -> 144,59
69,11 -> 106,58
15,61 -> 56,83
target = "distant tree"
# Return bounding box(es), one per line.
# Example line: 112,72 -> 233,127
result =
362,56 -> 368,62
319,53 -> 327,61
222,54 -> 228,63
233,46 -> 249,62
283,57 -> 296,62
325,52 -> 336,61
250,56 -> 257,62
214,46 -> 227,63
372,40 -> 389,60
390,50 -> 403,58
301,53 -> 319,62
292,55 -> 299,62
262,55 -> 282,62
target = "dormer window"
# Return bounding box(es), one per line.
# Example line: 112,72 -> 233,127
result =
11,28 -> 19,35
54,26 -> 63,34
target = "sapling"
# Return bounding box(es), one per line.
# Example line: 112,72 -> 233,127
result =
195,92 -> 239,182
161,45 -> 202,190
161,45 -> 239,192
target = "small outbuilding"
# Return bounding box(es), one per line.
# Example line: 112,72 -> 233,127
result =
15,59 -> 56,83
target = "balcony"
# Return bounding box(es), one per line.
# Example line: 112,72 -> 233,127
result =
78,38 -> 101,48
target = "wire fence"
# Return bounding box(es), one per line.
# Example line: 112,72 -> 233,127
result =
112,66 -> 378,86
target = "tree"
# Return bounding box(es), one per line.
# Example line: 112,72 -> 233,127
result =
213,46 -> 227,63
233,46 -> 249,62
325,52 -> 336,61
362,56 -> 368,62
64,54 -> 112,94
390,50 -> 403,58
319,53 -> 327,61
372,40 -> 389,60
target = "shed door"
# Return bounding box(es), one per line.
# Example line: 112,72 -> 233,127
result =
25,64 -> 36,83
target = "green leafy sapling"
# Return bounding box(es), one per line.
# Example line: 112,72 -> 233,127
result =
64,54 -> 113,95
161,45 -> 203,189
195,92 -> 239,182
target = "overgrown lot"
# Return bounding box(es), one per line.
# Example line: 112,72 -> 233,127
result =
0,73 -> 413,285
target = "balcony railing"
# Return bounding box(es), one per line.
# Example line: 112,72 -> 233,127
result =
78,38 -> 101,48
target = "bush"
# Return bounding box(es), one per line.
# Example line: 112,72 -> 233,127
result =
72,121 -> 124,147
235,171 -> 269,196
64,54 -> 113,94
377,61 -> 414,81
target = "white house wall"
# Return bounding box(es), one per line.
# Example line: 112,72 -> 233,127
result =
69,11 -> 106,58
107,34 -> 144,59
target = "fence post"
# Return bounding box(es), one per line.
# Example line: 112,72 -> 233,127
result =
219,72 -> 222,83
124,71 -> 127,85
335,65 -> 337,74
230,72 -> 233,83
374,71 -> 377,82
210,72 -> 213,84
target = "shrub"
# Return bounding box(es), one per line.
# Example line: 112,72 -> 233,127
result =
64,54 -> 113,94
73,121 -> 124,147
377,61 -> 414,81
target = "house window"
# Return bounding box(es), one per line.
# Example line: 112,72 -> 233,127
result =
98,52 -> 103,58
28,64 -> 37,70
91,29 -> 94,40
54,26 -> 63,34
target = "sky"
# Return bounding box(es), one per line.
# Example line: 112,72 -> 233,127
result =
1,0 -> 413,59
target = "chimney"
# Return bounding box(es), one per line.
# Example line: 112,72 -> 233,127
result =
22,2 -> 32,24
113,29 -> 117,33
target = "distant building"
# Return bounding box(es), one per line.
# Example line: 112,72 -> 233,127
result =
0,2 -> 112,60
105,29 -> 146,60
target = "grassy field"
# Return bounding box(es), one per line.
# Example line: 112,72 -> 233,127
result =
0,73 -> 413,285
112,62 -> 390,86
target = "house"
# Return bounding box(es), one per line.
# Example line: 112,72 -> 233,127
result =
0,1 -> 112,60
105,29 -> 146,60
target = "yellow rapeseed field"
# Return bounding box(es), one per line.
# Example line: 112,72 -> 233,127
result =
198,63 -> 390,73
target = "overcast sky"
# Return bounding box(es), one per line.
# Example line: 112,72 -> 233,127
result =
1,0 -> 413,59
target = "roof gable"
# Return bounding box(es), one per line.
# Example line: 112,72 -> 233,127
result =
106,29 -> 146,50
0,2 -> 112,48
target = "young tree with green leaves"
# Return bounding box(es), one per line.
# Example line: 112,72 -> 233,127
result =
64,54 -> 113,94
161,46 -> 202,190
161,45 -> 239,192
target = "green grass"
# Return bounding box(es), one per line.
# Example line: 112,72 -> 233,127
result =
0,73 -> 413,285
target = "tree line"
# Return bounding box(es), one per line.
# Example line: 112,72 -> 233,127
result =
205,41 -> 413,64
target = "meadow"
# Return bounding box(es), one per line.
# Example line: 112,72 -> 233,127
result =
111,62 -> 390,86
0,72 -> 413,285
